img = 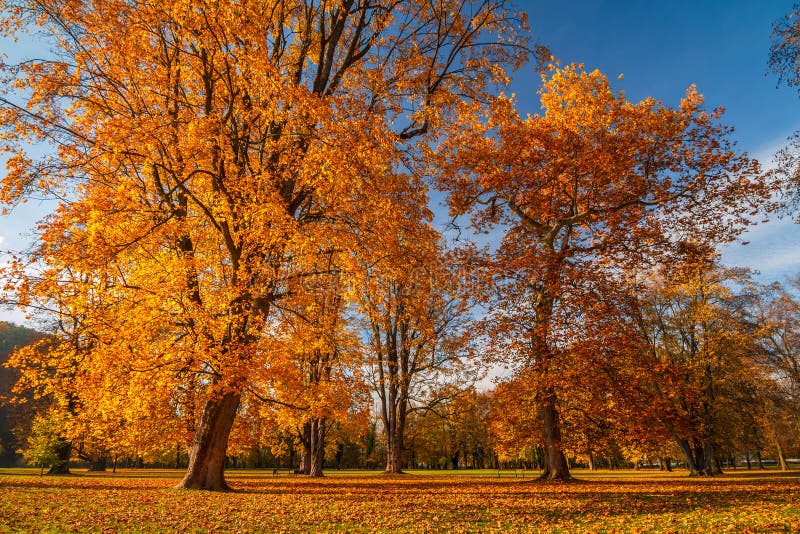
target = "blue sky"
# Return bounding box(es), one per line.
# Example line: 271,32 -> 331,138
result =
2,1 -> 800,323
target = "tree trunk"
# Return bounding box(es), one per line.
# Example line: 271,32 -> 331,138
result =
693,439 -> 711,476
308,417 -> 326,478
47,438 -> 72,475
776,441 -> 790,471
714,455 -> 724,475
177,390 -> 240,491
587,452 -> 595,471
88,456 -> 107,472
288,441 -> 296,471
450,449 -> 460,470
538,390 -> 571,481
676,437 -> 701,476
676,437 -> 720,476
383,395 -> 407,474
299,421 -> 311,475
385,429 -> 403,474
704,440 -> 721,475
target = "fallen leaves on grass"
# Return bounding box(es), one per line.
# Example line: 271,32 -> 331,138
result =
0,470 -> 798,533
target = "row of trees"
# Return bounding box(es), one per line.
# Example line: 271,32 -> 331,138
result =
10,254 -> 800,477
0,0 -> 797,490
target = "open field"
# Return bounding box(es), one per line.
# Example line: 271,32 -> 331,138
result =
0,468 -> 798,533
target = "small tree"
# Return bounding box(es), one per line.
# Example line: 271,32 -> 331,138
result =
22,412 -> 64,476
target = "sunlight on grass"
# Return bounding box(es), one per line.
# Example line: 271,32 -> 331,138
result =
1,469 -> 797,533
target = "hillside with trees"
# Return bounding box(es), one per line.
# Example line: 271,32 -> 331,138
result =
0,322 -> 45,466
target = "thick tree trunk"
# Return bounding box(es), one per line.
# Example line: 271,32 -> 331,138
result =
693,439 -> 712,476
676,437 -> 701,476
308,417 -> 326,478
659,457 -> 672,472
587,452 -> 595,471
704,440 -> 721,475
177,391 -> 240,491
538,390 -> 571,481
383,396 -> 407,474
385,430 -> 403,474
47,438 -> 72,475
714,456 -> 724,475
676,437 -> 719,476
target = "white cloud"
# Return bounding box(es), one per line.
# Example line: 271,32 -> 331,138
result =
721,215 -> 800,281
0,307 -> 29,326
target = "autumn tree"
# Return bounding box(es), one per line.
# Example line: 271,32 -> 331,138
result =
757,279 -> 800,405
21,410 -> 64,475
286,284 -> 359,478
0,0 -> 529,490
629,255 -> 773,476
441,388 -> 494,469
753,279 -> 800,469
408,387 -> 493,469
487,376 -> 539,467
7,265 -> 195,474
437,63 -> 769,480
243,260 -> 367,478
487,279 -> 652,473
769,6 -> 800,218
359,224 -> 477,474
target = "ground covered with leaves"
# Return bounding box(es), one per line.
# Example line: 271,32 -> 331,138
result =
0,468 -> 798,532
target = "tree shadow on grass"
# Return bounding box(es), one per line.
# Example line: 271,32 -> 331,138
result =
230,473 -> 800,523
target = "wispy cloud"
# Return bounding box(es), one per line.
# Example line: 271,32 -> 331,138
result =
721,215 -> 800,281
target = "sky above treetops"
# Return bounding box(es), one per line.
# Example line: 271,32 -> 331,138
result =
1,0 -> 799,325
510,0 -> 800,282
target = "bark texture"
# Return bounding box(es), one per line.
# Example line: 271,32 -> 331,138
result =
538,390 -> 572,481
177,391 -> 240,491
308,417 -> 326,478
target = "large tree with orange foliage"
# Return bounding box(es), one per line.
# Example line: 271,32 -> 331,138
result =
0,0 -> 529,490
438,63 -> 771,480
630,257 -> 768,476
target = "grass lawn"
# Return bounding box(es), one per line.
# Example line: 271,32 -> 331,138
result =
0,467 -> 798,532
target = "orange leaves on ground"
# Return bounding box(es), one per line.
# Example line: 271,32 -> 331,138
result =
1,470 -> 799,533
